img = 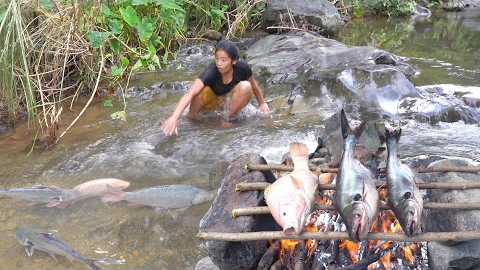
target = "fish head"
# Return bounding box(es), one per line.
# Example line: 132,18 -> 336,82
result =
398,198 -> 422,236
345,201 -> 371,243
278,204 -> 304,235
112,179 -> 130,190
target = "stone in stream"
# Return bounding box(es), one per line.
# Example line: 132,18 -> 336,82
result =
199,153 -> 278,270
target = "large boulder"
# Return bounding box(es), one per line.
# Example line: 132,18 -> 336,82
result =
418,158 -> 480,268
260,0 -> 343,34
199,153 -> 278,270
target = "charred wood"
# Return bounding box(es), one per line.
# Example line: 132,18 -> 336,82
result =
257,240 -> 280,270
269,259 -> 284,270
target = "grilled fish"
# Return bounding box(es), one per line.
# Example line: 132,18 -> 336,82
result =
385,128 -> 423,236
335,110 -> 379,243
264,142 -> 318,235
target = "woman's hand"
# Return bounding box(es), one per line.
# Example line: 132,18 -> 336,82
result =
259,103 -> 270,114
161,116 -> 179,136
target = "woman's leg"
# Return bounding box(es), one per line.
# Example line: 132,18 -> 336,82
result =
187,86 -> 220,119
228,81 -> 252,118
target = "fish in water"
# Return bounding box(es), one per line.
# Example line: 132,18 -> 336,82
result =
0,186 -> 77,207
335,110 -> 379,243
53,178 -> 130,209
385,128 -> 423,236
15,227 -> 104,270
101,184 -> 213,211
264,142 -> 318,235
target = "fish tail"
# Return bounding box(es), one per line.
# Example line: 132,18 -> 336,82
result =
101,184 -> 124,203
384,127 -> 402,141
340,109 -> 365,140
289,142 -> 309,171
83,258 -> 105,270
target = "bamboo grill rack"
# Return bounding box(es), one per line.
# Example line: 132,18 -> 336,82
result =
197,164 -> 480,243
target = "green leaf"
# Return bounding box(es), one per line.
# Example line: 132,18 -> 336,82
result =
111,65 -> 123,76
111,111 -> 127,121
0,9 -> 6,23
119,6 -> 139,27
152,55 -> 161,68
147,44 -> 157,56
135,20 -> 153,42
108,18 -> 124,35
132,59 -> 143,70
101,3 -> 111,16
209,7 -> 226,20
39,0 -> 54,11
120,55 -> 130,67
86,31 -> 109,48
132,0 -> 150,5
109,38 -> 121,54
157,1 -> 185,12
103,99 -> 114,107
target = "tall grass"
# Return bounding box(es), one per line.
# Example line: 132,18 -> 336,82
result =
0,1 -> 36,124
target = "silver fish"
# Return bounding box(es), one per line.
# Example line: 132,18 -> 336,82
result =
0,186 -> 78,207
102,184 -> 213,211
385,128 -> 423,236
335,109 -> 379,243
15,227 -> 104,270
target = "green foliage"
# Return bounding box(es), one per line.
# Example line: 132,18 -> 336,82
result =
341,0 -> 417,18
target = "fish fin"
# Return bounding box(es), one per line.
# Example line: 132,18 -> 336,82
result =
45,201 -> 62,208
83,258 -> 104,270
340,109 -> 365,140
48,253 -> 59,264
290,176 -> 304,190
101,185 -> 125,203
25,242 -> 34,257
384,127 -> 402,141
289,142 -> 310,171
53,201 -> 72,209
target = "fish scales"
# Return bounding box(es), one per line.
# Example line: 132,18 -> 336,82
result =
335,110 -> 379,243
385,128 -> 423,236
124,185 -> 201,208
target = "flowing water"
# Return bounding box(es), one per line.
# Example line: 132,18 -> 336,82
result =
0,9 -> 480,270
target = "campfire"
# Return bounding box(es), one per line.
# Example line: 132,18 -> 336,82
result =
256,174 -> 428,270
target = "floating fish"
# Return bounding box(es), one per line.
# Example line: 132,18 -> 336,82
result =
54,178 -> 130,208
385,128 -> 423,236
264,142 -> 318,235
102,184 -> 213,211
0,186 -> 77,207
335,110 -> 379,243
15,227 -> 104,270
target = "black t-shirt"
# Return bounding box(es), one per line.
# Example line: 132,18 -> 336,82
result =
197,59 -> 253,96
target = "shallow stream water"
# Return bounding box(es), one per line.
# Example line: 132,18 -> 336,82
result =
0,8 -> 479,270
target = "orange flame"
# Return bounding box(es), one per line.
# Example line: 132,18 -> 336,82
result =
340,240 -> 360,263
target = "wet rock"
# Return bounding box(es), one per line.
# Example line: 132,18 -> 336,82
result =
260,0 -> 343,35
246,32 -> 417,85
208,161 -> 229,190
199,153 -> 278,270
440,0 -> 466,11
195,257 -> 220,270
322,110 -> 384,167
428,240 -> 480,270
421,158 -> 480,247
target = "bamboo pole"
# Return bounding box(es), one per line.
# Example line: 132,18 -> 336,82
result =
197,230 -> 480,242
246,164 -> 480,174
231,202 -> 480,218
235,181 -> 480,192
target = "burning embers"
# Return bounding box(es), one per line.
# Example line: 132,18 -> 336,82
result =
258,188 -> 428,270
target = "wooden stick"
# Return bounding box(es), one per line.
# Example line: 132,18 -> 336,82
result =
197,230 -> 480,242
235,181 -> 480,191
246,164 -> 480,174
231,202 -> 480,218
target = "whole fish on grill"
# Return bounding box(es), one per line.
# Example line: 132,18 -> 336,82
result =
15,227 -> 104,270
385,128 -> 423,236
102,184 -> 213,211
264,142 -> 318,235
334,110 -> 379,243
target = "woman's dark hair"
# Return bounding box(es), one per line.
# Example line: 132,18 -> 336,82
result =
215,37 -> 240,61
